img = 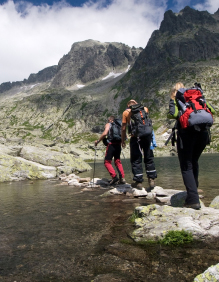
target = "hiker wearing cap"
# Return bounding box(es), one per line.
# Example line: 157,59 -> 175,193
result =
121,99 -> 157,191
168,82 -> 215,210
95,116 -> 125,185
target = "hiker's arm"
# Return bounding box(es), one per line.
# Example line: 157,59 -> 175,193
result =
144,107 -> 149,113
121,123 -> 127,148
167,99 -> 179,119
95,123 -> 110,146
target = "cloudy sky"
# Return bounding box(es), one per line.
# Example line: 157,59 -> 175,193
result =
0,0 -> 218,84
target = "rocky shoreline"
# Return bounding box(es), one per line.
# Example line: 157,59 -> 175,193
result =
57,173 -> 219,281
1,140 -> 219,280
0,143 -> 91,182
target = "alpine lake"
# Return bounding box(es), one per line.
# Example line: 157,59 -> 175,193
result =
1,154 -> 219,282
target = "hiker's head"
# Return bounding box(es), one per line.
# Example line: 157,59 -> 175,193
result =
170,82 -> 185,99
108,116 -> 115,123
127,99 -> 137,108
175,82 -> 184,91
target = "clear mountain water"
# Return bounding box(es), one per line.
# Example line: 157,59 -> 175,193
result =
0,154 -> 218,281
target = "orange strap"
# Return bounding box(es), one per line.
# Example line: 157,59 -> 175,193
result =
140,111 -> 145,124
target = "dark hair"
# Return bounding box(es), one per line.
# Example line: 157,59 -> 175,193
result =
108,116 -> 115,122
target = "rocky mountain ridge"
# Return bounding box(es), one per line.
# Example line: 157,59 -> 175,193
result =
0,6 -> 219,164
110,6 -> 219,153
0,40 -> 141,93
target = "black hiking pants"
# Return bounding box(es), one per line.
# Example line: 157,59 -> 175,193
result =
130,136 -> 157,183
177,128 -> 209,205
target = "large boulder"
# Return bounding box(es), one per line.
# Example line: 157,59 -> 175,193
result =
194,263 -> 219,282
20,145 -> 91,173
209,196 -> 219,209
132,204 -> 219,242
0,144 -> 22,156
0,153 -> 56,181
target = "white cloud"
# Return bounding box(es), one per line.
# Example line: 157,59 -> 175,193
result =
194,0 -> 219,13
171,0 -> 219,13
0,0 -> 167,83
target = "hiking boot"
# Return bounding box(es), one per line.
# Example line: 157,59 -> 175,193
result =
109,176 -> 119,185
146,178 -> 155,192
184,203 -> 201,210
131,182 -> 143,190
119,177 -> 126,184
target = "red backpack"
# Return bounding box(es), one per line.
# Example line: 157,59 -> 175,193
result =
177,88 -> 213,129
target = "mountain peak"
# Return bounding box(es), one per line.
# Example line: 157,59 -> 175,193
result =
51,40 -> 142,88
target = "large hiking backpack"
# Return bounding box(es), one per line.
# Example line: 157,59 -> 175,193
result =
177,87 -> 213,129
108,118 -> 122,142
129,104 -> 153,138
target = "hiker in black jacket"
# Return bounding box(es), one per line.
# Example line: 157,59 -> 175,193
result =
121,99 -> 157,191
168,82 -> 215,210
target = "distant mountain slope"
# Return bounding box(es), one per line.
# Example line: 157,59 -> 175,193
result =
0,40 -> 142,93
0,7 -> 218,156
51,39 -> 142,88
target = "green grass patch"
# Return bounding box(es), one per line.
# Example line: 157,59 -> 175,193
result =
62,118 -> 75,128
114,92 -> 119,99
83,133 -> 99,142
41,129 -> 53,140
129,212 -> 139,223
22,121 -> 44,131
80,102 -> 88,111
7,104 -> 17,115
10,115 -> 18,126
112,84 -> 122,92
71,133 -> 99,144
158,230 -> 193,246
121,230 -> 193,248
152,122 -> 161,131
102,109 -> 108,116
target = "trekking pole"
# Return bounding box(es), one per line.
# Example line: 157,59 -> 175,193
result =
164,121 -> 178,146
164,129 -> 175,146
121,149 -> 132,180
92,147 -> 97,188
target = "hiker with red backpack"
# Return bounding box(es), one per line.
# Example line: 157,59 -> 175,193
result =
168,82 -> 215,210
121,99 -> 157,191
95,115 -> 125,185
